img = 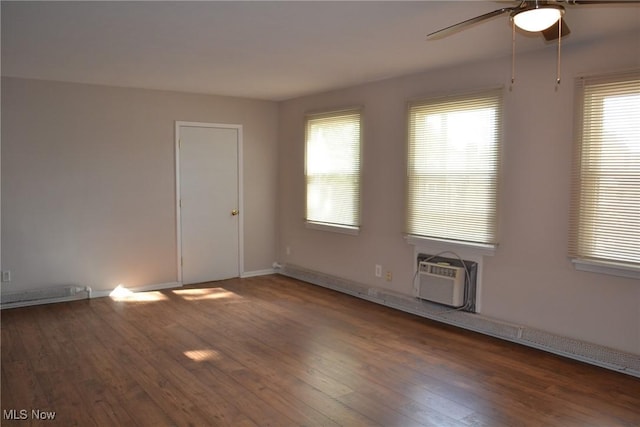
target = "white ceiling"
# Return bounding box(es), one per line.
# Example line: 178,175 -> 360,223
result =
2,1 -> 639,101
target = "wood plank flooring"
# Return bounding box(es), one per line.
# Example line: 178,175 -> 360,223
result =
2,274 -> 639,426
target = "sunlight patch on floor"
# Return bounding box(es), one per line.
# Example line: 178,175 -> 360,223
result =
172,287 -> 242,301
183,349 -> 222,362
109,284 -> 168,302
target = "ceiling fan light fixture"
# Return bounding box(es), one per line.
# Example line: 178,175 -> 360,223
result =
512,6 -> 563,32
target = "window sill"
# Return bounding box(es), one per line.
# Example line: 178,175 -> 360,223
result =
305,221 -> 360,236
405,235 -> 497,257
571,258 -> 640,280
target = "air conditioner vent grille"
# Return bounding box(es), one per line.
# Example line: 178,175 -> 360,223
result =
423,264 -> 460,278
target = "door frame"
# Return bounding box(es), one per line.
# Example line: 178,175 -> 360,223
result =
175,121 -> 244,285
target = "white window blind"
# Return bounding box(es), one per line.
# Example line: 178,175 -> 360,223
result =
569,71 -> 640,269
407,89 -> 502,246
305,109 -> 361,231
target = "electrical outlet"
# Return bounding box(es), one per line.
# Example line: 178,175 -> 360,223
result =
375,264 -> 382,277
385,271 -> 392,282
1,270 -> 11,283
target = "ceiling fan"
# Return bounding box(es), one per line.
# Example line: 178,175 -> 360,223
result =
427,0 -> 640,85
427,0 -> 639,41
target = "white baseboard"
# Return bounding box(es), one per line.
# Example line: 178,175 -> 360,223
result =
1,285 -> 91,310
280,263 -> 640,378
241,268 -> 276,278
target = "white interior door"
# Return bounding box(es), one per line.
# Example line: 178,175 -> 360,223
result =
178,124 -> 241,284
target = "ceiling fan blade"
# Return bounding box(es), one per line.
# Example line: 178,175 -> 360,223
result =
542,18 -> 571,41
427,7 -> 516,40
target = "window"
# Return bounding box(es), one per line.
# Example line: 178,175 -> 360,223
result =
305,109 -> 362,233
407,89 -> 502,246
569,71 -> 640,274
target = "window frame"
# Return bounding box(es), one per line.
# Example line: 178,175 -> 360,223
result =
304,107 -> 363,235
569,70 -> 640,279
406,88 -> 503,250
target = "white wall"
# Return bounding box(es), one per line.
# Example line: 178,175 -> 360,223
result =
1,78 -> 278,293
277,32 -> 640,354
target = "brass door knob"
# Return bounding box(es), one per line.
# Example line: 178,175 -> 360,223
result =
231,209 -> 239,216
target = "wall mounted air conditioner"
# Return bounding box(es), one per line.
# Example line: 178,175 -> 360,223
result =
417,261 -> 465,307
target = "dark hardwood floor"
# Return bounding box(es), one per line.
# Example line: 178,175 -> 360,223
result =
1,274 -> 639,426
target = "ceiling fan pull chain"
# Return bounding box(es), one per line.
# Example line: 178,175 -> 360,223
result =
511,19 -> 516,90
556,16 -> 562,87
